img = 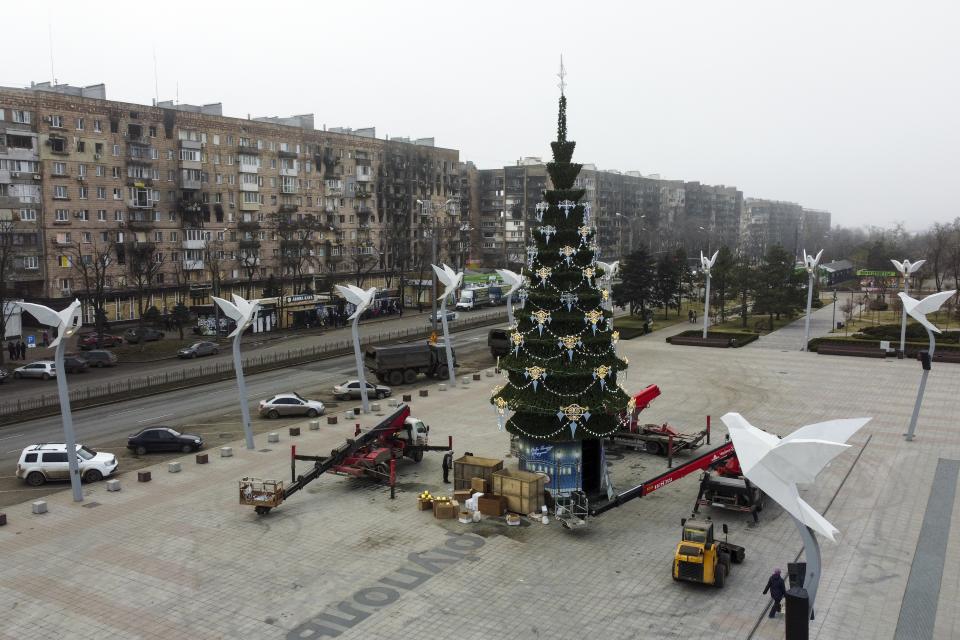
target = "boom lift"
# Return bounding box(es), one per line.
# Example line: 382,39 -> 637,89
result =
239,405 -> 452,515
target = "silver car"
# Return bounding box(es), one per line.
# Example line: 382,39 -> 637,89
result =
13,361 -> 56,380
258,392 -> 325,419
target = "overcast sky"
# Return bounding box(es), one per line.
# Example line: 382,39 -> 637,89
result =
5,1 -> 958,229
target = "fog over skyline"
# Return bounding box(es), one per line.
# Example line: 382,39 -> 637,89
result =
5,0 -> 958,230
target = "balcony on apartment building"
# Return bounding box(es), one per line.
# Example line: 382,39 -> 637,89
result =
278,204 -> 299,214
127,146 -> 153,163
239,161 -> 259,174
279,166 -> 298,178
238,218 -> 261,232
128,195 -> 155,209
182,236 -> 207,250
239,200 -> 261,212
277,148 -> 297,159
239,238 -> 261,250
281,184 -> 298,195
239,180 -> 259,193
126,213 -> 154,232
179,140 -> 202,170
183,259 -> 205,271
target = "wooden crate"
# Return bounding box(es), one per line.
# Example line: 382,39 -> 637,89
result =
492,469 -> 545,514
453,455 -> 503,491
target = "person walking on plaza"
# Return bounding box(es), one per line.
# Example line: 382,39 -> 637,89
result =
6,341 -> 13,361
688,309 -> 694,323
442,450 -> 453,484
41,330 -> 49,347
762,568 -> 786,617
17,340 -> 25,361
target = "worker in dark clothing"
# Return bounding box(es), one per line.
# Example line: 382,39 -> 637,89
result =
763,568 -> 787,617
442,451 -> 453,484
6,341 -> 13,361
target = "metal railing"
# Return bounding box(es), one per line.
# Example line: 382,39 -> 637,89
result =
0,309 -> 507,420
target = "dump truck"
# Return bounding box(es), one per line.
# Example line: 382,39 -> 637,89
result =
365,341 -> 457,386
488,328 -> 511,358
672,517 -> 745,587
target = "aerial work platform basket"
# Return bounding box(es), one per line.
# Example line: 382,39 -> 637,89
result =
239,478 -> 285,509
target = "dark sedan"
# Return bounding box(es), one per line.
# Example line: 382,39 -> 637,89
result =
78,333 -> 123,349
63,355 -> 89,373
177,341 -> 219,359
127,427 -> 204,455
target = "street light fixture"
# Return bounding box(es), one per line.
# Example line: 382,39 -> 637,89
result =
16,299 -> 84,502
417,198 -> 458,332
802,249 -> 824,351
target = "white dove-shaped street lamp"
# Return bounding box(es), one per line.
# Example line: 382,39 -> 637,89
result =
722,412 -> 871,618
892,259 -> 927,354
212,294 -> 261,450
700,250 -> 719,339
801,249 -> 824,351
899,289 -> 956,441
17,299 -> 85,502
496,268 -> 525,327
431,263 -> 462,386
335,284 -> 377,414
597,260 -> 619,311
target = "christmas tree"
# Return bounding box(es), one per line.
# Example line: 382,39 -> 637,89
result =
491,68 -> 630,497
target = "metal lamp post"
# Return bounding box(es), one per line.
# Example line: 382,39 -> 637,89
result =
212,294 -> 260,449
900,290 -> 955,441
17,300 -> 84,502
802,250 -> 823,351
418,198 -> 457,332
335,285 -> 377,414
891,259 -> 926,354
431,263 -> 462,387
495,268 -> 525,327
700,250 -> 719,339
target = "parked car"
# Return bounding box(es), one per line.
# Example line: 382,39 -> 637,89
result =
78,333 -> 123,349
177,341 -> 219,359
426,310 -> 458,324
333,379 -> 392,400
0,368 -> 8,384
16,443 -> 118,485
83,350 -> 118,368
123,327 -> 165,344
63,355 -> 89,373
258,393 -> 325,419
13,361 -> 56,380
127,427 -> 204,455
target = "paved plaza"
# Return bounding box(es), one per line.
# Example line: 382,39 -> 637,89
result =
1,322 -> 959,639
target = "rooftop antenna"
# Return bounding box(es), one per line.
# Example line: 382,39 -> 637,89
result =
175,81 -> 179,105
47,12 -> 56,86
152,45 -> 160,105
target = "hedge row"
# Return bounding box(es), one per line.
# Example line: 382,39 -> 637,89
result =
807,336 -> 960,353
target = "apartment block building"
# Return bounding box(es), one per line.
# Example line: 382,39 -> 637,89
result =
0,83 -> 460,323
740,198 -> 804,259
801,208 -> 831,251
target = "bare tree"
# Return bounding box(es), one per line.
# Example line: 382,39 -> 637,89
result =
61,232 -> 115,347
126,241 -> 164,332
0,215 -> 17,363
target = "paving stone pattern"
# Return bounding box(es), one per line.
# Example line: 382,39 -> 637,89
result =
1,320 -> 959,639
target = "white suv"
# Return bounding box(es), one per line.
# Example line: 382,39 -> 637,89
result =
16,443 -> 118,486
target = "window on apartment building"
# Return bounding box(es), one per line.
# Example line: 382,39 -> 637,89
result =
58,255 -> 70,268
226,135 -> 234,145
81,231 -> 91,243
228,175 -> 236,185
226,154 -> 234,165
112,167 -> 120,179
12,110 -> 30,124
112,188 -> 122,200
76,140 -> 85,153
95,165 -> 104,177
305,160 -> 312,173
214,192 -> 222,203
114,210 -> 123,221
213,153 -> 220,165
93,119 -> 102,132
53,162 -> 67,175
168,211 -> 176,222
212,135 -> 220,146
55,209 -> 68,222
23,255 -> 38,270
167,190 -> 176,202
270,159 -> 277,169
97,209 -> 106,221
228,192 -> 235,205
76,117 -> 84,130
169,231 -> 178,242
54,186 -> 68,199
270,195 -> 277,206
154,231 -> 163,242
50,115 -> 64,128
151,168 -> 160,180
112,144 -> 120,157
148,126 -> 157,138
179,149 -> 201,162
96,187 -> 106,200
19,209 -> 36,221
78,186 -> 88,199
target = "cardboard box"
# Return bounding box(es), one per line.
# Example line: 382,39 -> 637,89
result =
477,494 -> 507,517
453,490 -> 473,504
433,499 -> 459,520
417,498 -> 433,511
471,477 -> 488,493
